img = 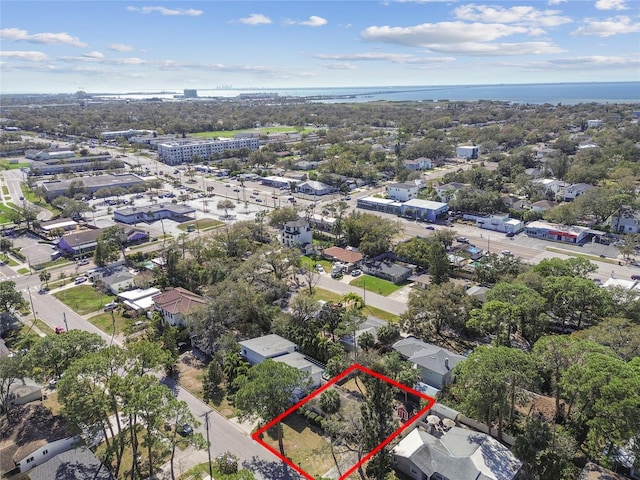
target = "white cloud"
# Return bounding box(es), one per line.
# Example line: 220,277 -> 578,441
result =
502,54 -> 640,70
0,50 -> 49,62
595,0 -> 628,10
571,16 -> 640,37
325,63 -> 357,70
83,51 -> 105,59
0,28 -> 87,47
427,41 -> 565,55
108,43 -> 135,52
548,0 -> 567,4
126,6 -> 203,16
239,13 -> 272,25
361,22 -> 529,46
454,4 -> 572,27
315,52 -> 455,63
300,16 -> 328,27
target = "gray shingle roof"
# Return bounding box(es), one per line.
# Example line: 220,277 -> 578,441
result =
28,447 -> 114,480
393,338 -> 465,375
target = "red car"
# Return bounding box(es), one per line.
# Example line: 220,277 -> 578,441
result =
55,326 -> 66,334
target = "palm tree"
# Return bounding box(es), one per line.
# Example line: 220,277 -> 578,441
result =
39,269 -> 51,288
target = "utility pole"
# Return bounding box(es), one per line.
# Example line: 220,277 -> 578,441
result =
63,311 -> 69,332
205,411 -> 213,479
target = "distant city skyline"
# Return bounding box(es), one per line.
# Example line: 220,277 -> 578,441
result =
1,0 -> 639,94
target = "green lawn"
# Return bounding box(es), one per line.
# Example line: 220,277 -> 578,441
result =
349,275 -> 403,296
312,288 -> 400,323
546,246 -> 620,265
87,310 -> 129,336
177,218 -> 224,231
53,285 -> 114,315
299,255 -> 332,272
0,161 -> 30,170
192,126 -> 311,139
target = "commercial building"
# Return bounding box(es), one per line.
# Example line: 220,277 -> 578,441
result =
400,199 -> 449,223
113,204 -> 195,225
157,137 -> 259,165
462,213 -> 524,234
39,174 -> 145,201
524,220 -> 599,244
29,154 -> 124,176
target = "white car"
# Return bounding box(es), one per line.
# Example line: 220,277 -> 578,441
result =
501,250 -> 513,256
351,269 -> 362,277
316,265 -> 325,273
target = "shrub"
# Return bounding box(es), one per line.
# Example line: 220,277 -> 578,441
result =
214,452 -> 239,474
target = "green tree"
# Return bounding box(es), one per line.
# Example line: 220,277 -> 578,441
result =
203,359 -> 224,404
234,360 -> 311,455
94,225 -> 123,266
543,276 -> 610,330
217,199 -> 236,218
38,269 -> 51,288
0,354 -> 24,414
453,346 -> 538,441
319,388 -> 341,414
0,280 -> 27,333
402,283 -> 472,337
268,206 -> 300,229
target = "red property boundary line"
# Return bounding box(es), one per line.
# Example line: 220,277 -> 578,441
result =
252,363 -> 436,480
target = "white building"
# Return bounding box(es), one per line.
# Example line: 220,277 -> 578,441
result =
563,183 -> 594,201
435,182 -> 466,203
280,219 -> 313,248
455,145 -> 479,159
463,213 -> 524,234
525,220 -> 595,244
157,137 -> 259,165
387,182 -> 421,202
587,119 -> 603,128
403,157 -> 432,171
611,207 -> 640,234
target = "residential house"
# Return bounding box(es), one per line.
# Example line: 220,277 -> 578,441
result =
455,145 -> 479,159
238,334 -> 323,387
587,119 -> 603,128
27,447 -> 115,480
403,157 -> 432,171
563,183 -> 594,202
117,287 -> 161,314
362,260 -> 413,284
610,206 -> 640,234
321,246 -> 363,266
239,334 -> 297,364
466,285 -> 489,303
152,287 -> 207,328
6,379 -> 42,409
532,178 -> 569,198
393,337 -> 465,389
530,200 -> 557,213
387,182 -> 421,202
434,182 -> 466,203
280,218 -> 313,249
391,426 -> 522,480
98,268 -> 135,294
340,316 -> 386,351
578,462 -> 631,480
296,180 -> 335,196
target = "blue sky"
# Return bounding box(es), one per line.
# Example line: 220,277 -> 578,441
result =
1,0 -> 639,93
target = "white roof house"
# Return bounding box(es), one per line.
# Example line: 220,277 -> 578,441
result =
117,287 -> 162,311
392,427 -> 522,480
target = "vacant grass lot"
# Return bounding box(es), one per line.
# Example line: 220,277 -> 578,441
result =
87,310 -> 129,336
299,255 -> 332,272
260,413 -> 335,478
53,285 -> 115,315
312,288 -> 399,323
349,275 -> 403,296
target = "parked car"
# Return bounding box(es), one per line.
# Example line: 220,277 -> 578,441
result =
77,259 -> 89,266
456,237 -> 469,243
75,276 -> 88,284
316,265 -> 325,273
501,250 -> 512,256
631,275 -> 640,280
178,424 -> 193,436
55,326 -> 66,334
104,302 -> 118,311
425,225 -> 435,230
505,232 -> 515,238
351,269 -> 362,277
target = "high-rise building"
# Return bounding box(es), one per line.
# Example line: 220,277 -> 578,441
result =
183,89 -> 198,98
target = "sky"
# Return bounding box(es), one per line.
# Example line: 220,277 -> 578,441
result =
1,0 -> 639,94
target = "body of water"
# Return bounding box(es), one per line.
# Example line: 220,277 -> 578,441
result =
99,82 -> 639,105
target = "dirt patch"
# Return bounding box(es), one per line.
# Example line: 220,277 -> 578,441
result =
176,352 -> 206,398
516,391 -> 558,421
